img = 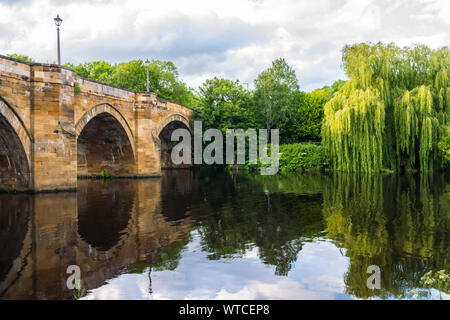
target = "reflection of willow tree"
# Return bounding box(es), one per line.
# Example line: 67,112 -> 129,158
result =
193,171 -> 326,276
323,173 -> 449,299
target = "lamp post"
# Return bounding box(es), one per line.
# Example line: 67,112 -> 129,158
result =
53,14 -> 63,66
145,59 -> 150,92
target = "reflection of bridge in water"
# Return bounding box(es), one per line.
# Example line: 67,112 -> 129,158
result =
0,171 -> 193,299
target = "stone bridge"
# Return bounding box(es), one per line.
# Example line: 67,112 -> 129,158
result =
0,55 -> 193,192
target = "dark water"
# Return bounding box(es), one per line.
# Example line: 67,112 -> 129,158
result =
0,170 -> 448,300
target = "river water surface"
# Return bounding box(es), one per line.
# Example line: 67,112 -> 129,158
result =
0,169 -> 448,299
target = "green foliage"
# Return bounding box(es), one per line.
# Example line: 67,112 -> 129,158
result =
323,42 -> 449,172
108,60 -> 146,91
295,88 -> 333,141
438,126 -> 450,167
145,60 -> 198,107
100,170 -> 111,179
293,80 -> 345,142
73,280 -> 86,300
254,58 -> 300,132
64,61 -> 114,82
242,143 -> 329,173
74,82 -> 81,94
65,59 -> 198,108
7,54 -> 34,63
331,79 -> 346,93
402,269 -> 450,299
420,270 -> 450,295
195,77 -> 256,132
278,143 -> 329,172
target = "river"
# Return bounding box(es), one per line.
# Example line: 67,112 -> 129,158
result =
0,169 -> 448,299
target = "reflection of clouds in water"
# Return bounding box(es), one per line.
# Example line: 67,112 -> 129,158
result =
83,273 -> 151,300
214,280 -> 325,300
83,233 -> 352,300
242,247 -> 259,259
293,241 -> 349,294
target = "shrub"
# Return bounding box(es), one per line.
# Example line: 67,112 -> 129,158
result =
278,143 -> 329,173
100,170 -> 111,179
241,143 -> 329,174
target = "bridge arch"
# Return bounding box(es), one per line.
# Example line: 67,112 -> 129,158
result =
76,104 -> 136,177
76,103 -> 136,158
0,97 -> 32,190
157,114 -> 191,136
157,114 -> 191,169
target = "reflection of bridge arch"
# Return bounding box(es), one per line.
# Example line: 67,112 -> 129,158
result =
0,194 -> 32,297
77,180 -> 135,252
0,97 -> 32,190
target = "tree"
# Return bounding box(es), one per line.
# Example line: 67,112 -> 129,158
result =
295,87 -> 333,141
66,59 -> 198,108
195,77 -> 255,132
292,80 -> 344,142
254,58 -> 300,133
7,54 -> 34,63
108,60 -> 147,91
331,79 -> 346,93
64,61 -> 114,83
322,43 -> 449,172
108,59 -> 198,107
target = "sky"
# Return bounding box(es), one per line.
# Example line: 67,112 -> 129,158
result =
0,0 -> 448,92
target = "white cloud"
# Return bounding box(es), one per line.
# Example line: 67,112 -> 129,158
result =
214,279 -> 328,300
0,0 -> 448,91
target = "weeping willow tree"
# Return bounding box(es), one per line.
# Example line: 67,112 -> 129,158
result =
323,43 -> 449,172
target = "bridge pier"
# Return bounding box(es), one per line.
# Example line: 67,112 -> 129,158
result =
31,64 -> 77,191
0,55 -> 192,192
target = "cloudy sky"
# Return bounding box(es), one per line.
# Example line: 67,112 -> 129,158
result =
0,0 -> 448,91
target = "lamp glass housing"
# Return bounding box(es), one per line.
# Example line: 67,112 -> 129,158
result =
54,15 -> 63,27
